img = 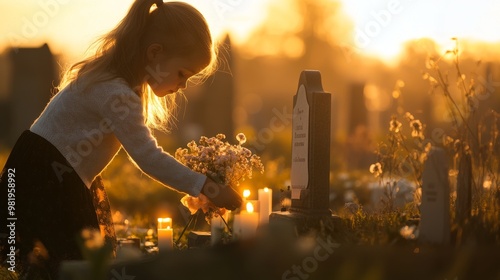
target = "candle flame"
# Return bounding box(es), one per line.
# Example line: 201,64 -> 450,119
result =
158,217 -> 172,229
167,226 -> 171,230
243,189 -> 251,198
246,202 -> 254,213
264,187 -> 269,192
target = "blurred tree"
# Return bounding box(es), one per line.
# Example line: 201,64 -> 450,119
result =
243,0 -> 352,64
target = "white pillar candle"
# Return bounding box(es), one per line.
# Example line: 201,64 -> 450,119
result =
210,212 -> 228,245
234,202 -> 258,240
232,213 -> 242,240
258,187 -> 272,224
157,217 -> 173,251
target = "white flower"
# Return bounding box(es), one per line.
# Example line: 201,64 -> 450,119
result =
404,112 -> 414,121
175,134 -> 264,211
399,225 -> 418,240
369,162 -> 383,178
236,133 -> 247,145
389,117 -> 402,133
410,119 -> 424,139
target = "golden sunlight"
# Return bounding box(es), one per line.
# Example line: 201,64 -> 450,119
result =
340,0 -> 500,60
1,0 -> 500,62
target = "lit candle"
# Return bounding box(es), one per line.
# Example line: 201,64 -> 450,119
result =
157,218 -> 173,251
243,189 -> 251,199
258,187 -> 272,224
157,217 -> 172,229
242,189 -> 251,208
233,202 -> 258,240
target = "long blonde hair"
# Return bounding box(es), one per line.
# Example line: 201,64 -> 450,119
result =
59,0 -> 217,132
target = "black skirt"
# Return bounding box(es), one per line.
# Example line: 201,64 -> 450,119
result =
0,130 -> 116,279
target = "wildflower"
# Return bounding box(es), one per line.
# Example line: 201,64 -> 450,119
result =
176,134 -> 264,213
199,136 -> 208,145
236,132 -> 247,145
410,119 -> 424,139
187,140 -> 198,152
216,134 -> 226,140
369,162 -> 383,178
417,142 -> 432,163
344,202 -> 360,214
425,57 -> 436,69
242,147 -> 252,157
389,117 -> 402,133
399,225 -> 418,240
404,112 -> 414,121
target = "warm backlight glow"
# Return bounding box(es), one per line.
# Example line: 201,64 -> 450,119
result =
340,0 -> 500,60
246,202 -> 254,213
264,187 -> 269,192
1,1 -> 500,63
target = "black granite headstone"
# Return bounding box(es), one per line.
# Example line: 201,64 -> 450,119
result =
270,70 -> 336,234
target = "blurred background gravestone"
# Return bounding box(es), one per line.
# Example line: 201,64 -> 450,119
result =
419,147 -> 450,245
179,35 -> 235,142
0,43 -> 58,147
456,151 -> 472,227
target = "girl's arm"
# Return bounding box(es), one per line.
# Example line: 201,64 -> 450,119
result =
101,89 -> 206,196
99,86 -> 241,210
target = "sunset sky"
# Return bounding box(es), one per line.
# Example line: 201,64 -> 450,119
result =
1,0 -> 500,62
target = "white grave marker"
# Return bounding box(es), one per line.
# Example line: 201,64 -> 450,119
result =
419,147 -> 450,244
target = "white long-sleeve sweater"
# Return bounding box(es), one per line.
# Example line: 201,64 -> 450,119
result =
30,77 -> 206,196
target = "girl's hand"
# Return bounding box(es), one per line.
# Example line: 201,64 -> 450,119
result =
201,177 -> 242,211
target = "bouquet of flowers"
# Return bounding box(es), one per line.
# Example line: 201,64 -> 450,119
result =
175,133 -> 264,220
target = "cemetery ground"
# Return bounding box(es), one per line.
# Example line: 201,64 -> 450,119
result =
1,147 -> 499,280
96,152 -> 500,280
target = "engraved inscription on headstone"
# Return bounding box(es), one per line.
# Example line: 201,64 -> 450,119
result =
289,70 -> 331,215
291,84 -> 310,199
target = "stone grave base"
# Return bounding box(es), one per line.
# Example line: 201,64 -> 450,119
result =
187,231 -> 211,248
269,210 -> 342,235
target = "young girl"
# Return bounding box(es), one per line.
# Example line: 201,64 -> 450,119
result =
0,0 -> 242,278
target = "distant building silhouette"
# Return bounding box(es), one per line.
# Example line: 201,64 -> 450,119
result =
0,43 -> 58,147
347,83 -> 367,135
179,35 -> 235,141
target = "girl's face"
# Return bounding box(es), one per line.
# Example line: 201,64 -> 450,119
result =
145,44 -> 210,97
